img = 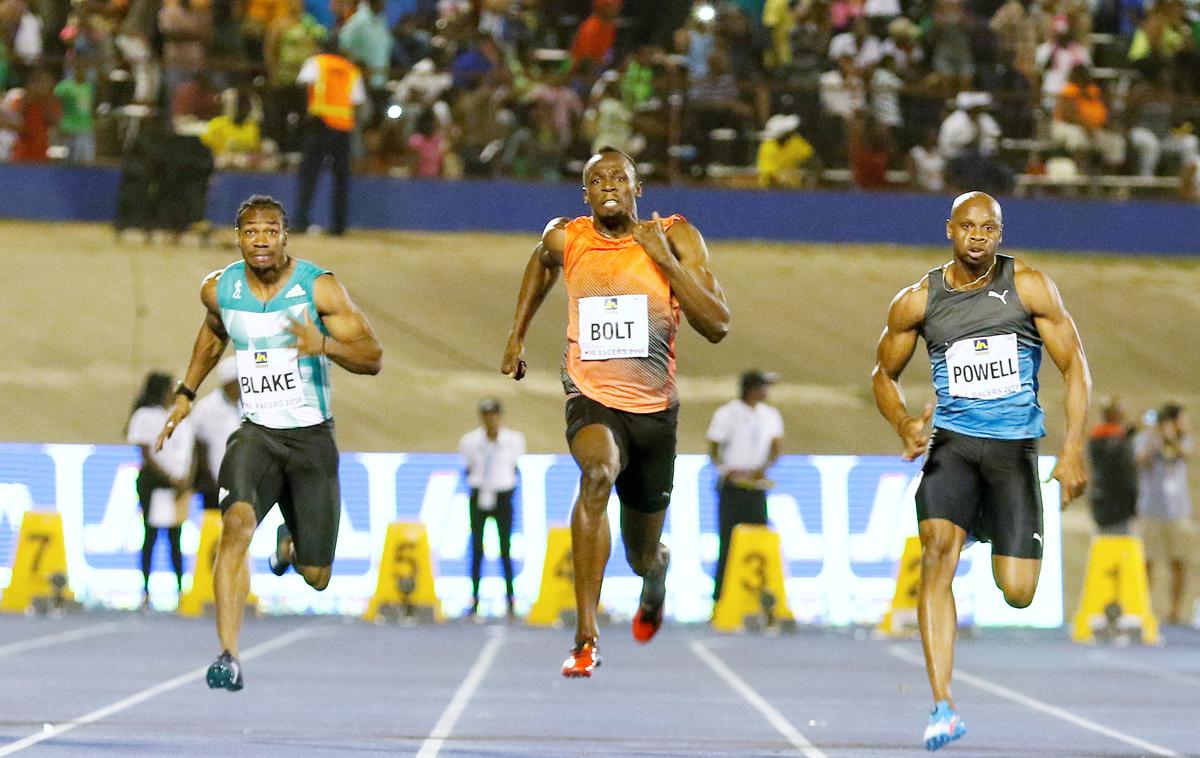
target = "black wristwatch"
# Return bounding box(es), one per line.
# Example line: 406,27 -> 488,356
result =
174,382 -> 197,401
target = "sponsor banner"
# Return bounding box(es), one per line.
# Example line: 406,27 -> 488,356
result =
0,444 -> 1063,626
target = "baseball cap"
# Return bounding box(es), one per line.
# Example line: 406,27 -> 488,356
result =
478,398 -> 502,414
740,370 -> 778,392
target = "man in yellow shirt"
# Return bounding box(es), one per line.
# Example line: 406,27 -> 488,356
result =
757,114 -> 815,188
201,91 -> 263,168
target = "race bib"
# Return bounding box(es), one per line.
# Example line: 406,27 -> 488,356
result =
236,348 -> 305,411
945,333 -> 1021,400
578,294 -> 649,360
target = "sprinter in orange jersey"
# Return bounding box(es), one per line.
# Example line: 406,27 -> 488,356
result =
501,147 -> 730,677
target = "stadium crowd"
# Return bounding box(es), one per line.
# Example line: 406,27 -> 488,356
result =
1,0 -> 1199,195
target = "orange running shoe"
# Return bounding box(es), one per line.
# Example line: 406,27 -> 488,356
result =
561,639 -> 601,678
631,604 -> 664,643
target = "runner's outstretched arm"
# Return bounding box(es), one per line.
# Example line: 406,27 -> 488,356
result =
156,273 -> 229,451
1019,268 -> 1091,505
290,273 -> 383,375
633,214 -> 729,343
502,218 -> 567,380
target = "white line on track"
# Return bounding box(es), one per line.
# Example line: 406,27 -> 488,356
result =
1087,650 -> 1200,690
0,626 -> 318,756
690,640 -> 827,758
0,620 -> 125,659
415,628 -> 505,758
888,645 -> 1180,757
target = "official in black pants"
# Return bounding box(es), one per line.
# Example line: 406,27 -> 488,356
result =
707,370 -> 785,601
294,41 -> 365,235
459,398 -> 527,617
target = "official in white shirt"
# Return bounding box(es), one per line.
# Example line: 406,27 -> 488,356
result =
458,398 -> 526,617
127,371 -> 196,607
190,357 -> 243,510
706,370 -> 785,601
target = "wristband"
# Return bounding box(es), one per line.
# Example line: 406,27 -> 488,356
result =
174,382 -> 196,402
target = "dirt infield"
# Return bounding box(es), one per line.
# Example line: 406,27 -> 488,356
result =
3,219 -> 1199,621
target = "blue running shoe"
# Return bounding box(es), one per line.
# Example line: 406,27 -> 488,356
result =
206,650 -> 244,692
923,700 -> 965,751
268,524 -> 292,576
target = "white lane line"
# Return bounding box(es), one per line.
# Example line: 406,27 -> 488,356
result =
888,646 -> 1180,757
690,640 -> 827,758
1088,650 -> 1200,690
0,620 -> 125,659
415,630 -> 505,758
0,626 -> 318,756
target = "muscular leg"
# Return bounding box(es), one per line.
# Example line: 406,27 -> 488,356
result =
569,424 -> 621,644
991,555 -> 1040,609
620,507 -> 668,611
295,564 -> 331,591
918,518 -> 967,707
214,502 -> 256,655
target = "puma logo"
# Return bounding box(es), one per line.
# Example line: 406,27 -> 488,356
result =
988,289 -> 1009,305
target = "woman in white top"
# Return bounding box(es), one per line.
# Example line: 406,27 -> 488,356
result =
127,372 -> 196,608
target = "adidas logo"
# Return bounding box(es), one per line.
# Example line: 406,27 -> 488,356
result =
285,284 -> 306,299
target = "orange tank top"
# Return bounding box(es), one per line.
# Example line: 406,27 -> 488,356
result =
562,214 -> 683,413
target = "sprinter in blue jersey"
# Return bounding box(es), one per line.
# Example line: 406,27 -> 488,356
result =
155,195 -> 382,691
871,192 -> 1090,751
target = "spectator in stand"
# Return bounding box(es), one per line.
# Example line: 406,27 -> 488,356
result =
240,0 -> 287,60
990,0 -> 1039,87
159,0 -> 214,101
340,0 -> 392,89
870,54 -> 904,134
1087,396 -> 1139,536
455,75 -> 512,174
829,16 -> 884,72
529,68 -> 583,150
1051,65 -> 1126,174
849,110 -> 893,188
829,0 -> 865,32
757,113 -> 816,188
880,16 -> 923,79
677,6 -> 716,79
171,71 -> 223,124
5,0 -> 41,74
115,0 -> 162,104
1135,402 -> 1194,625
1127,64 -> 1198,177
793,0 -> 835,67
1129,0 -> 1196,88
55,63 -> 95,163
451,33 -> 501,90
502,99 -> 564,181
10,68 -> 59,163
571,0 -> 621,72
1036,17 -> 1091,104
762,0 -> 795,67
620,45 -> 656,108
202,89 -> 264,167
928,0 -> 975,92
819,51 -> 867,122
406,107 -> 446,177
266,0 -> 326,88
392,12 -> 435,70
689,49 -> 754,163
864,0 -> 901,35
587,72 -> 640,155
939,90 -> 1013,193
908,126 -> 946,191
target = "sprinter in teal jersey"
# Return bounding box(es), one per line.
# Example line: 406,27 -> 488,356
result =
871,192 -> 1091,752
155,195 -> 382,692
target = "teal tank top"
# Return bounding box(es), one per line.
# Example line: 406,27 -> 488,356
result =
216,258 -> 333,429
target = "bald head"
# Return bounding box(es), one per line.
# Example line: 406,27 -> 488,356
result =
950,191 -> 1002,224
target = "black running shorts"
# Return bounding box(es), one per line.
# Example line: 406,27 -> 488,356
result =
218,419 -> 341,567
915,426 -> 1044,559
565,394 -> 678,514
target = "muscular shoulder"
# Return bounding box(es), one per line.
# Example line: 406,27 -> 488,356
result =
887,274 -> 929,331
201,269 -> 222,310
1013,262 -> 1063,315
